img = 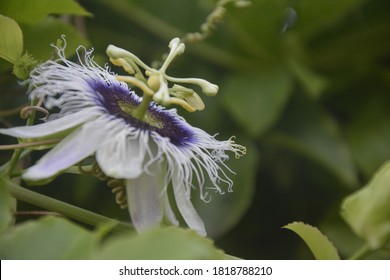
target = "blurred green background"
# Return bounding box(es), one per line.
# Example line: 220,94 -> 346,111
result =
1,0 -> 390,259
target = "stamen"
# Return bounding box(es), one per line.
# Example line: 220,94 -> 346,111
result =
116,75 -> 154,95
159,38 -> 185,73
106,37 -> 219,112
106,44 -> 152,73
165,76 -> 219,96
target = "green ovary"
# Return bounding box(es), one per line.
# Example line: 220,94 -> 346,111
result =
117,101 -> 164,129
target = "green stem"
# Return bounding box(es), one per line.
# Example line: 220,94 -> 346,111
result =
95,0 -> 254,70
3,99 -> 38,177
0,138 -> 61,150
133,94 -> 153,120
349,243 -> 373,260
5,178 -> 133,235
4,149 -> 23,177
0,149 -> 31,175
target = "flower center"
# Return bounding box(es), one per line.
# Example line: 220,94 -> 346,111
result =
92,80 -> 195,147
117,101 -> 164,129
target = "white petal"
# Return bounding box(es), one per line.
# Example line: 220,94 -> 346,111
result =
163,192 -> 179,226
172,170 -> 206,236
96,127 -> 147,179
0,108 -> 99,139
125,163 -> 165,232
22,119 -> 108,180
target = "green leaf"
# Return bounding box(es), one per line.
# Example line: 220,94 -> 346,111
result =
319,214 -> 365,259
227,0 -> 288,57
269,94 -> 358,187
341,161 -> 390,249
287,57 -> 327,98
346,96 -> 390,177
0,216 -> 99,259
0,0 -> 92,25
284,222 -> 340,260
290,0 -> 368,40
0,175 -> 14,233
21,17 -> 90,61
222,66 -> 293,137
12,52 -> 38,80
193,139 -> 259,238
96,227 -> 226,260
0,15 -> 23,64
